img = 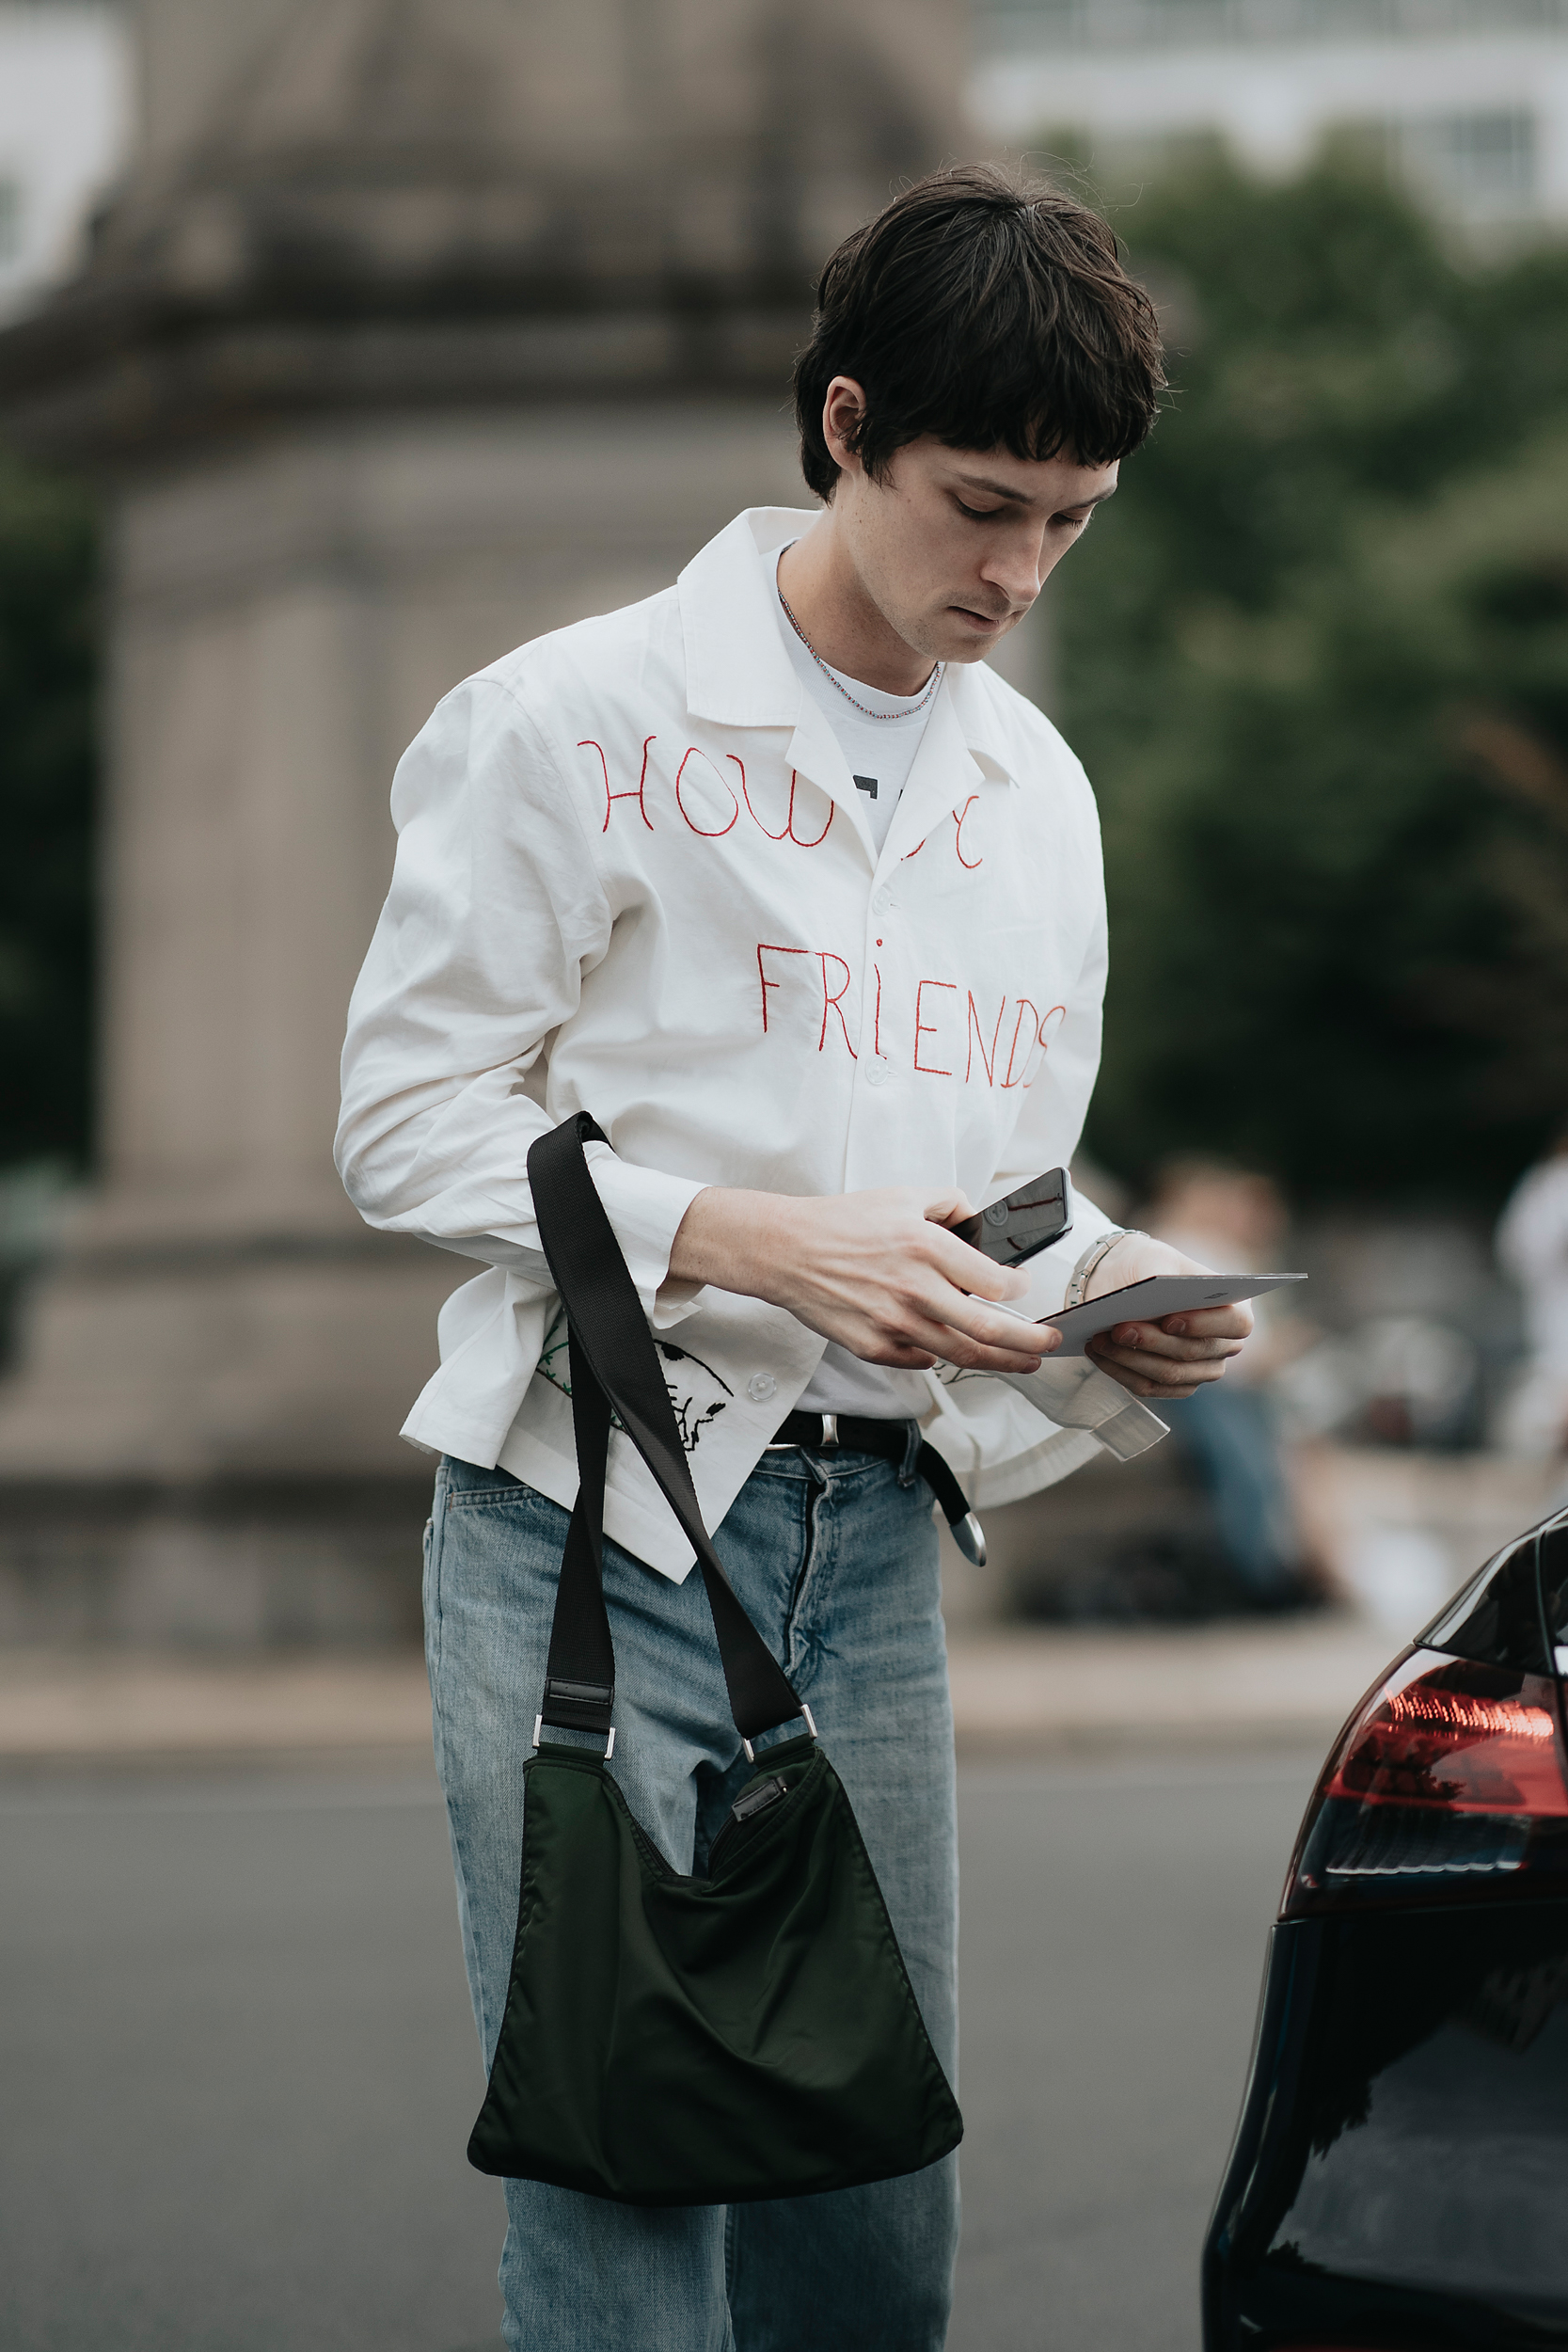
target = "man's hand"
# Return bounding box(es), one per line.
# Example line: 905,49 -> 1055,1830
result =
669,1185 -> 1062,1376
1083,1232 -> 1252,1402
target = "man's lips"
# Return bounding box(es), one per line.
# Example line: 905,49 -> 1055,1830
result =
949,604 -> 1013,631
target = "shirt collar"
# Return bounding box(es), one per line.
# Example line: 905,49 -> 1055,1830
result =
678,507 -> 817,730
941,658 -> 1024,787
677,505 -> 1024,783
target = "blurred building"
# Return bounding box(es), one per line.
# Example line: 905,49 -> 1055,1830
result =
974,0 -> 1568,231
0,2 -> 130,323
0,0 -> 962,1642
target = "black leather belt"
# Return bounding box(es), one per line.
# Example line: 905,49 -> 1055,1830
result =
767,1410 -> 986,1565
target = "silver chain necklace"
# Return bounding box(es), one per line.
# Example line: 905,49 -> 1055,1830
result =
777,583 -> 942,723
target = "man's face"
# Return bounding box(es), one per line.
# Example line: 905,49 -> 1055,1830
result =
823,379 -> 1119,667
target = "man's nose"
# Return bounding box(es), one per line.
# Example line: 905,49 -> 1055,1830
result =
980,532 -> 1046,612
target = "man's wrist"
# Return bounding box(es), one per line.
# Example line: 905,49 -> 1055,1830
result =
669,1184 -> 793,1294
1064,1228 -> 1147,1308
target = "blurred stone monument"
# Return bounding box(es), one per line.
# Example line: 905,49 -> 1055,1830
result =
0,0 -> 964,1641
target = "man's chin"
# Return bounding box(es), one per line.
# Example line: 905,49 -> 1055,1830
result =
931,609 -> 1020,662
888,606 -> 1017,670
929,633 -> 1009,668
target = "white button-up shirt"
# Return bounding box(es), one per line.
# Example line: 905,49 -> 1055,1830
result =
336,506 -> 1142,1579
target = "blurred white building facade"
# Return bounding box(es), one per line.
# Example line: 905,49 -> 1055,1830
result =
974,0 -> 1568,229
0,3 -> 129,321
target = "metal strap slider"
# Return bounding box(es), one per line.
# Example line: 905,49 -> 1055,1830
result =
742,1701 -> 817,1766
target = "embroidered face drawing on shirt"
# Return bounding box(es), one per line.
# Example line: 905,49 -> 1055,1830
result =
538,1311 -> 734,1454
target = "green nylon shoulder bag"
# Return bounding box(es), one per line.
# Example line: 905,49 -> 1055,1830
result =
466,1111 -> 963,2206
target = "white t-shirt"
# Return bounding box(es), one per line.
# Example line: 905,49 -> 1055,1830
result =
766,542 -> 938,856
766,542 -> 942,1422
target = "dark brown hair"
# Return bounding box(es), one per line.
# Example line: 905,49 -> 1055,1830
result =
794,164 -> 1165,500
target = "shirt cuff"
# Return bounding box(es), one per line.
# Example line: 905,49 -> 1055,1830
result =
584,1143 -> 708,1330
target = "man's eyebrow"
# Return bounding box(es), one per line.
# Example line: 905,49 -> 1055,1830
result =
953,470 -> 1118,511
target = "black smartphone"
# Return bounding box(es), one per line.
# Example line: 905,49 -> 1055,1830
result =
953,1169 -> 1071,1269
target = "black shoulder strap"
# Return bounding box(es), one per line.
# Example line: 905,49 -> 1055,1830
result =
526,1113 -> 805,1745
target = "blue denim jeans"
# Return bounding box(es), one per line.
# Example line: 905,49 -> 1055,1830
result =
424,1444 -> 960,2352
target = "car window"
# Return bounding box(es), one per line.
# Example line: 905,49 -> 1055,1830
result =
1423,1528 -> 1551,1674
1539,1522 -> 1568,1661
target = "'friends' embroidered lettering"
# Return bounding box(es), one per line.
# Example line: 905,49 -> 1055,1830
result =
756,946 -> 1059,1084
817,953 -> 857,1057
756,943 -> 810,1033
913,979 -> 957,1076
1001,999 -> 1039,1089
755,944 -> 858,1057
965,993 -> 1006,1086
1000,1000 -> 1066,1088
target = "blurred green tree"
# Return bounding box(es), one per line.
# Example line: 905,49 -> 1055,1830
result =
1059,152 -> 1568,1208
0,451 -> 96,1173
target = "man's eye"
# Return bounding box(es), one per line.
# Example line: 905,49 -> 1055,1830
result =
956,500 -> 1003,521
1055,511 -> 1092,530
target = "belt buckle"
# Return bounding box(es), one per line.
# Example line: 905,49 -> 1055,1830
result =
816,1412 -> 839,1449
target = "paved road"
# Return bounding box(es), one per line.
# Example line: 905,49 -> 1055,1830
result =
0,1749 -> 1322,2351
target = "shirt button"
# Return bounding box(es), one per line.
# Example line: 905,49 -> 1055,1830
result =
872,887 -> 893,914
865,1062 -> 890,1088
746,1372 -> 777,1404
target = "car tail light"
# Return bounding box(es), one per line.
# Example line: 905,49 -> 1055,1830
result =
1283,1648 -> 1568,1916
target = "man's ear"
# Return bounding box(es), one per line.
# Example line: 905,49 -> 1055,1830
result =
821,376 -> 868,479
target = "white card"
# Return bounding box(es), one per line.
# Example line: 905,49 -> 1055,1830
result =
1022,1272 -> 1307,1358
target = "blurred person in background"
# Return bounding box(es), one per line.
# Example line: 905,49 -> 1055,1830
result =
1147,1156 -> 1314,1609
1497,1123 -> 1568,1464
338,167 -> 1257,2351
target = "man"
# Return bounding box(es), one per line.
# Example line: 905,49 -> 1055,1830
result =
337,165 -> 1251,2352
1146,1157 -> 1310,1606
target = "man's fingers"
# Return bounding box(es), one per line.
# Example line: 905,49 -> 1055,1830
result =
876,1297 -> 1047,1375
863,1333 -> 1044,1375
926,1318 -> 1046,1370
925,1224 -> 1029,1303
1107,1321 -> 1243,1362
1162,1304 -> 1253,1342
1087,1331 -> 1231,1391
927,1285 -> 1058,1359
1072,1240 -> 1258,1405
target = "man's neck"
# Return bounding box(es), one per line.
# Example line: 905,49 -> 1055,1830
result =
775,520 -> 935,697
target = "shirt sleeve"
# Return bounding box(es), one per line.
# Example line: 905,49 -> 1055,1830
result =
334,674 -> 706,1323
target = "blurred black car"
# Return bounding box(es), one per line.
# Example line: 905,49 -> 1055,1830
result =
1205,1508 -> 1568,2351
